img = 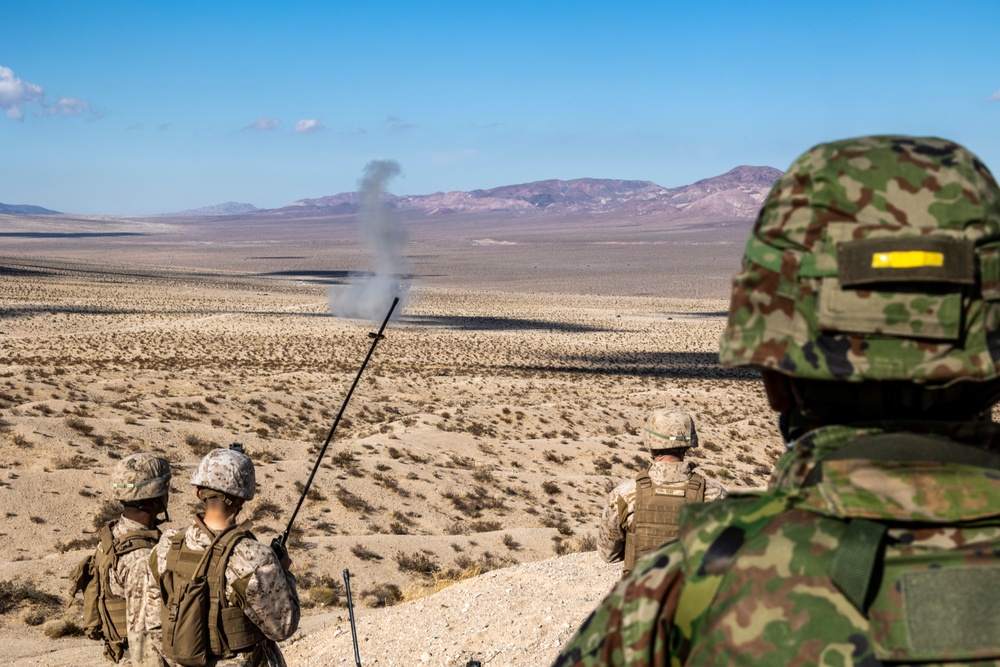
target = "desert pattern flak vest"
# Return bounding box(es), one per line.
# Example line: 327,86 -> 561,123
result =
158,522 -> 266,667
669,433 -> 1000,666
623,469 -> 705,577
68,522 -> 160,663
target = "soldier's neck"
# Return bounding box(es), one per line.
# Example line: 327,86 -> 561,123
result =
122,505 -> 157,529
201,508 -> 238,532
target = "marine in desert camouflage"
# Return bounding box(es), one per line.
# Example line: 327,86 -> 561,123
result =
554,135 -> 1000,666
597,408 -> 724,578
70,452 -> 170,666
150,446 -> 299,667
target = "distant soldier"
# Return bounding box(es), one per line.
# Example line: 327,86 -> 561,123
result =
597,408 -> 724,578
70,453 -> 171,666
150,446 -> 299,667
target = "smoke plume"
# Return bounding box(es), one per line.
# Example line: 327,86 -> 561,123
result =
327,159 -> 409,321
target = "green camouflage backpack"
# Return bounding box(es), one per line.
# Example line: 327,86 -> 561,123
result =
668,430 -> 1000,665
157,522 -> 265,667
68,522 -> 160,663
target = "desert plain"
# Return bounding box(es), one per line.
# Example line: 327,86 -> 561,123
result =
0,208 -> 783,665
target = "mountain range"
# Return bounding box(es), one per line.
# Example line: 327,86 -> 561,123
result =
0,202 -> 62,215
281,165 -> 782,222
1,165 -> 782,222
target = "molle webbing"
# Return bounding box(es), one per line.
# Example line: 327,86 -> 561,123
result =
162,524 -> 265,663
623,471 -> 705,577
94,523 -> 160,648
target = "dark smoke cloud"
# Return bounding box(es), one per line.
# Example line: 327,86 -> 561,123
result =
327,159 -> 409,321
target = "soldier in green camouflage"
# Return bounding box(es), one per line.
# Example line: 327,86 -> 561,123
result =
553,135 -> 1000,666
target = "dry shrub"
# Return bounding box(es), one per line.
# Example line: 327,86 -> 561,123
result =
336,487 -> 374,513
402,551 -> 517,603
302,574 -> 343,608
394,550 -> 440,577
52,454 -> 99,470
64,416 -> 94,436
350,544 -> 383,561
552,533 -> 597,555
92,499 -> 123,530
541,480 -> 561,496
250,499 -> 283,522
42,619 -> 85,638
185,434 -> 218,457
55,536 -> 100,552
361,583 -> 402,608
0,580 -> 61,615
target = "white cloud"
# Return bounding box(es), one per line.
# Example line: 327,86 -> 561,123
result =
0,65 -> 44,120
1,64 -> 94,121
40,97 -> 89,116
990,89 -> 1000,101
246,116 -> 280,131
294,118 -> 325,134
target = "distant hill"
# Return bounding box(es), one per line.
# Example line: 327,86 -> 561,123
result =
157,201 -> 259,217
0,202 -> 62,215
282,166 -> 782,222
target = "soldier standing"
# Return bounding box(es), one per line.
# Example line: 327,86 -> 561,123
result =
597,408 -> 724,578
554,135 -> 1000,666
150,446 -> 299,667
71,452 -> 171,666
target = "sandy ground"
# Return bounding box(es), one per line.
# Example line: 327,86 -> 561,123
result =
0,216 -> 782,665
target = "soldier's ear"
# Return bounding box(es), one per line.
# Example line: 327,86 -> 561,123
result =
761,370 -> 793,413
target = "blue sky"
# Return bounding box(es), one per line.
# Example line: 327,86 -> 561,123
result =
2,1 -> 999,215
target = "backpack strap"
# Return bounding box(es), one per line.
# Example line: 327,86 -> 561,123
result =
686,473 -> 706,502
207,521 -> 260,657
114,529 -> 160,558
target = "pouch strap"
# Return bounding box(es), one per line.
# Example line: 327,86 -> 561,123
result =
831,518 -> 888,613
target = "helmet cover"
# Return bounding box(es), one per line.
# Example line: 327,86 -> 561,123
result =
112,453 -> 171,502
190,448 -> 256,500
720,135 -> 1000,383
643,408 -> 698,451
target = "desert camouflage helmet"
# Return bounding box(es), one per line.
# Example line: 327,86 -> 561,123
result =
112,453 -> 171,502
643,408 -> 698,451
720,135 -> 1000,383
190,448 -> 256,500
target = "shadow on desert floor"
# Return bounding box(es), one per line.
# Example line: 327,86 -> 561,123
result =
508,351 -> 757,379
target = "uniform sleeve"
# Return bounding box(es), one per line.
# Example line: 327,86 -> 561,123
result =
120,550 -> 167,667
553,543 -> 685,667
597,491 -> 627,563
230,540 -> 300,642
704,479 -> 727,502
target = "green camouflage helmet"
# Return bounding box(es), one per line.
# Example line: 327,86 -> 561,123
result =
112,453 -> 171,502
719,135 -> 1000,382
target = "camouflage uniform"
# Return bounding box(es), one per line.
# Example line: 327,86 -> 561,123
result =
599,409 -> 724,571
554,136 -> 1000,666
597,460 -> 723,564
108,516 -> 167,667
151,517 -> 300,667
150,447 -> 299,667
